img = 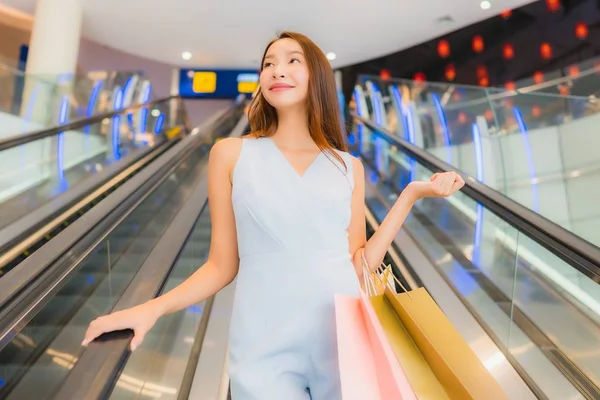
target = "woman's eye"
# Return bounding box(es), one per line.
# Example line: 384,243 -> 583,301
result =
290,58 -> 300,64
263,62 -> 273,68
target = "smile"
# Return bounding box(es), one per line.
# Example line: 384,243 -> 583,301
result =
269,83 -> 294,91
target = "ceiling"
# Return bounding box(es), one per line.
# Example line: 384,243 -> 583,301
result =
1,0 -> 535,69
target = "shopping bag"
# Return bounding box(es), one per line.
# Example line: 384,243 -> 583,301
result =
361,259 -> 448,399
359,289 -> 419,400
334,294 -> 381,400
368,293 -> 450,399
361,249 -> 507,399
385,286 -> 508,399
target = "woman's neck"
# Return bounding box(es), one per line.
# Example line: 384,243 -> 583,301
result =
272,106 -> 314,149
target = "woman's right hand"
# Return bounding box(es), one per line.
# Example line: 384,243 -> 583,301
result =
81,302 -> 161,351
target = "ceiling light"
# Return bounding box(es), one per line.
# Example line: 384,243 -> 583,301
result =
480,1 -> 491,10
181,51 -> 192,61
326,52 -> 336,61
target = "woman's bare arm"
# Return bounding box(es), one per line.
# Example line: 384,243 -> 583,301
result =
82,138 -> 243,349
149,137 -> 242,315
347,157 -> 464,277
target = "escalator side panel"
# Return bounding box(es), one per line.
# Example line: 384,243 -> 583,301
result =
0,137 -> 214,399
0,140 -> 167,256
364,158 -> 593,399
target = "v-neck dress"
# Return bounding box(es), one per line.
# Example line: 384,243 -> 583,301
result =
228,137 -> 360,400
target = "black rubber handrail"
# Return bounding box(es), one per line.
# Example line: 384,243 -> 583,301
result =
353,114 -> 600,282
0,95 -> 183,151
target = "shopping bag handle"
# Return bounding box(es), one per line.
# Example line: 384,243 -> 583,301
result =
361,248 -> 412,298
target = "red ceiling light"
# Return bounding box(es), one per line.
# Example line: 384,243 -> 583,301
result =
476,65 -> 488,79
505,81 -> 516,91
546,0 -> 561,12
532,105 -> 542,117
380,69 -> 391,80
478,76 -> 489,87
533,71 -> 544,84
502,43 -> 515,60
558,84 -> 570,95
484,110 -> 494,121
458,112 -> 467,124
438,40 -> 451,58
575,22 -> 588,39
413,72 -> 426,82
540,43 -> 553,59
472,35 -> 485,53
569,65 -> 580,77
500,9 -> 512,19
445,64 -> 456,81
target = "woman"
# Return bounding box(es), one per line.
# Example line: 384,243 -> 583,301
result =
82,31 -> 464,399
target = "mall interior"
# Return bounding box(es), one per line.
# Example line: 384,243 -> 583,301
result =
0,0 -> 599,399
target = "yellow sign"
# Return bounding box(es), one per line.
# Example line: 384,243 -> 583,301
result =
193,71 -> 217,93
166,126 -> 182,139
238,81 -> 259,94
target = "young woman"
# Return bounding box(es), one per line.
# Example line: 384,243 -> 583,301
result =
82,31 -> 464,399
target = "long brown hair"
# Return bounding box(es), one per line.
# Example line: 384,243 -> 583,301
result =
248,31 -> 347,168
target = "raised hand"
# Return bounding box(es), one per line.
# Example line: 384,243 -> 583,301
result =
405,171 -> 465,201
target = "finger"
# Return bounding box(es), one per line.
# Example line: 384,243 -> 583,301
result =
454,174 -> 465,185
451,179 -> 464,193
130,328 -> 148,352
430,173 -> 440,182
451,174 -> 465,191
82,320 -> 107,346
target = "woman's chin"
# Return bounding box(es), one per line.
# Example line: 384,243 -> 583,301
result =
267,98 -> 305,111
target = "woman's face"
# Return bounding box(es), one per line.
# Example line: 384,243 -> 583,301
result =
259,38 -> 310,110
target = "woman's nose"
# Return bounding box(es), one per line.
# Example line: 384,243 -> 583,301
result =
272,64 -> 285,79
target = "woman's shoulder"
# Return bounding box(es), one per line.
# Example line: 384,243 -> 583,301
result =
210,135 -> 267,179
211,137 -> 243,157
330,148 -> 363,171
211,133 -> 263,153
209,137 -> 246,175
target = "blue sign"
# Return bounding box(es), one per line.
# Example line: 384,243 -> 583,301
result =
179,69 -> 259,99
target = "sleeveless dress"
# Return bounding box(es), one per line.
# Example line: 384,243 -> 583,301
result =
228,137 -> 360,400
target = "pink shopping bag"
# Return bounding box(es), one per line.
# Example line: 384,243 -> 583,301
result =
359,289 -> 418,400
335,294 -> 381,400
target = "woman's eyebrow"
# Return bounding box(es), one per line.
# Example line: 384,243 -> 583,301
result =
264,50 -> 304,60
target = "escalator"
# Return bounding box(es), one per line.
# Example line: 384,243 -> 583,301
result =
0,94 -> 178,230
62,118 -> 597,400
0,104 -> 247,399
353,116 -> 600,400
0,96 -> 208,275
352,75 -> 600,249
0,94 -> 598,399
350,75 -> 600,398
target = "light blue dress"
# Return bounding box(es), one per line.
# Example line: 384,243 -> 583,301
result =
229,137 -> 360,399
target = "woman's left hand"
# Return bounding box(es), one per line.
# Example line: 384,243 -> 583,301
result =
405,172 -> 465,201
